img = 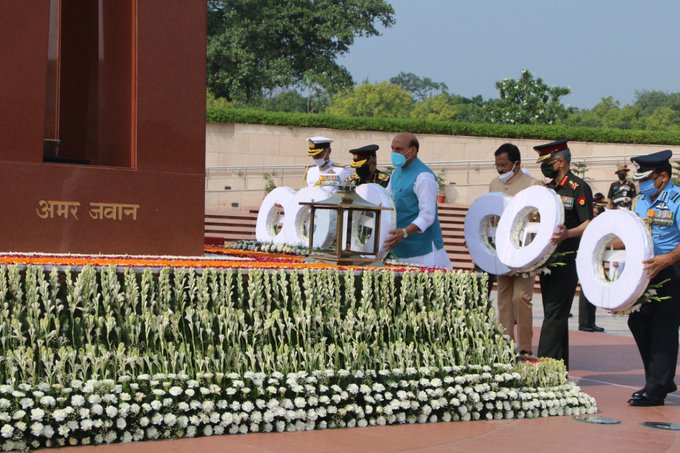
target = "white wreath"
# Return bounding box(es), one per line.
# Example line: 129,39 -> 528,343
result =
495,186 -> 564,272
576,209 -> 653,311
463,192 -> 512,275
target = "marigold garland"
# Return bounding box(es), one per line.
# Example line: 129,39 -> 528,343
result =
0,246 -> 452,273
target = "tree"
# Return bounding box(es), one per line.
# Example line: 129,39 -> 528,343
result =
207,0 -> 395,103
486,69 -> 571,125
389,72 -> 448,101
326,82 -> 414,118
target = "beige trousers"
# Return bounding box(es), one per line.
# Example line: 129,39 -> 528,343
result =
496,274 -> 535,353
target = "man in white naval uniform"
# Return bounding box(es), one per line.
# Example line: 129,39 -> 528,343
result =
304,136 -> 352,193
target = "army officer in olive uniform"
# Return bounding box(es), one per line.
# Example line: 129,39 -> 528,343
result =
535,139 -> 594,369
346,144 -> 390,188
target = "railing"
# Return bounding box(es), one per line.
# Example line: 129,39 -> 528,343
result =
206,153 -> 638,196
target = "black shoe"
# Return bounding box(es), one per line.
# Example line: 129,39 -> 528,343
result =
631,384 -> 677,399
579,324 -> 605,332
628,393 -> 664,406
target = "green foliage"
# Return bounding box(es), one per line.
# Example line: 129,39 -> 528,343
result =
0,265 -> 515,383
515,358 -> 567,387
206,106 -> 680,146
571,160 -> 588,179
326,82 -> 414,118
206,0 -> 394,103
435,172 -> 447,195
486,69 -> 571,125
409,93 -> 486,122
262,173 -> 277,194
389,72 -> 449,101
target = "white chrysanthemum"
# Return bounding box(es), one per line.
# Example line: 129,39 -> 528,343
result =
169,386 -> 183,397
30,422 -> 44,437
0,425 -> 13,439
70,395 -> 85,407
30,408 -> 45,421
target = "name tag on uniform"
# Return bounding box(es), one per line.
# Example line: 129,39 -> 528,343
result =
560,195 -> 574,210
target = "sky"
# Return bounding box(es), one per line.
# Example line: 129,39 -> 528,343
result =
338,0 -> 680,109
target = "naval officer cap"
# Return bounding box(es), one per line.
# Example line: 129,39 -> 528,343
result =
349,144 -> 379,168
630,149 -> 673,181
533,139 -> 569,163
307,136 -> 333,156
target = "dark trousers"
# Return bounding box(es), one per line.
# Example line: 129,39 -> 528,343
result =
628,265 -> 680,399
538,255 -> 578,369
578,290 -> 596,326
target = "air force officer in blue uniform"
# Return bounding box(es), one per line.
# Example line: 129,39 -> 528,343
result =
627,149 -> 680,407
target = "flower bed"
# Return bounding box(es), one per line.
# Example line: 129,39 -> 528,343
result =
0,262 -> 596,450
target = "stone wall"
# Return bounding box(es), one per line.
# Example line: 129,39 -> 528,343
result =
206,123 -> 670,210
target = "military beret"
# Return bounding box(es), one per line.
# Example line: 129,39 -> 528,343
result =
349,144 -> 379,168
534,139 -> 569,163
630,149 -> 673,181
307,136 -> 333,156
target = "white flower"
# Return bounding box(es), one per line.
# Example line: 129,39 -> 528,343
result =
163,413 -> 177,426
30,422 -> 44,436
71,395 -> 85,407
30,408 -> 45,421
169,386 -> 183,397
0,425 -> 13,438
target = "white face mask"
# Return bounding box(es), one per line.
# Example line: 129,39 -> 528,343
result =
497,162 -> 517,183
313,157 -> 328,168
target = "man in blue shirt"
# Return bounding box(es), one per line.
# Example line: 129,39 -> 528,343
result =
627,149 -> 680,407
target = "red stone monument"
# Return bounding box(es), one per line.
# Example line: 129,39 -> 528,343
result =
0,0 -> 206,255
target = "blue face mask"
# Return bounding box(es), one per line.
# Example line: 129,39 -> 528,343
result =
391,152 -> 407,168
639,178 -> 659,198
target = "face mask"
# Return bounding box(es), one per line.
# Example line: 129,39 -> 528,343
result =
540,162 -> 558,179
356,165 -> 371,179
391,152 -> 407,168
497,162 -> 517,183
313,157 -> 327,168
618,173 -> 626,181
639,178 -> 659,198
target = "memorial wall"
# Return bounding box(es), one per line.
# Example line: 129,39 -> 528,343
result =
0,0 -> 206,255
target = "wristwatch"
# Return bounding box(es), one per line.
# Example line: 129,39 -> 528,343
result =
401,228 -> 409,239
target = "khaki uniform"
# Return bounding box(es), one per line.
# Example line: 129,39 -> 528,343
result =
489,170 -> 540,353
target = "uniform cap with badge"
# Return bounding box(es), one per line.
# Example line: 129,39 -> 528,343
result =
349,144 -> 379,168
630,149 -> 673,181
533,139 -> 570,163
306,136 -> 334,157
615,163 -> 630,174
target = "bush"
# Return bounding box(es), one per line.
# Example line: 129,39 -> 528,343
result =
206,107 -> 680,146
